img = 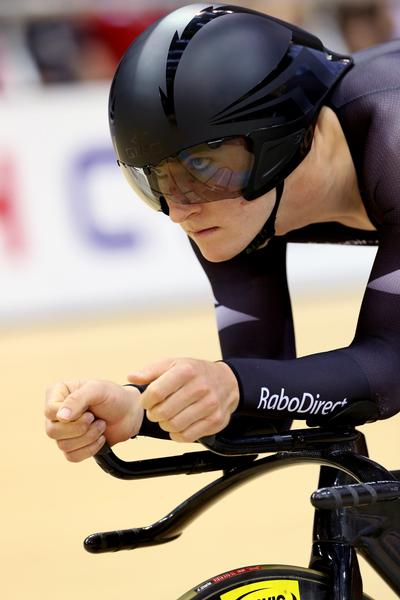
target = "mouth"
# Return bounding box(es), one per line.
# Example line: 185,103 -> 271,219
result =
189,226 -> 219,236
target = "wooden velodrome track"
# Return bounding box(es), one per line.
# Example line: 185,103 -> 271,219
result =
2,292 -> 399,599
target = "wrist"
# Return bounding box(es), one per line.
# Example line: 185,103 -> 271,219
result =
217,361 -> 240,414
124,383 -> 147,394
124,385 -> 145,438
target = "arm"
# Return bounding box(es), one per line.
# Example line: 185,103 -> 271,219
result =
132,223 -> 400,439
190,237 -> 296,361
193,227 -> 400,425
191,236 -> 300,431
133,237 -> 296,440
225,227 -> 400,424
221,87 -> 400,426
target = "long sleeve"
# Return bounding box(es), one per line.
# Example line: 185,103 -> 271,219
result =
192,232 -> 400,426
190,237 -> 296,361
191,44 -> 400,427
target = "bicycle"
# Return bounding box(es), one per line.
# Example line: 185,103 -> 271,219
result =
84,425 -> 400,599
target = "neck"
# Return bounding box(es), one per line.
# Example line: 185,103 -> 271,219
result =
276,106 -> 376,235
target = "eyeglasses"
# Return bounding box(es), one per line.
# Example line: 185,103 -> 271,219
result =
118,137 -> 255,211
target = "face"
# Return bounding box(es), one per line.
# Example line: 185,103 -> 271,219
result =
124,137 -> 289,261
147,137 -> 275,262
165,190 -> 276,262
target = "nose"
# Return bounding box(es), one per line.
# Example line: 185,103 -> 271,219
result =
167,199 -> 202,224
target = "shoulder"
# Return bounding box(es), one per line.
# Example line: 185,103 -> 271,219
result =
330,40 -> 400,110
326,42 -> 400,223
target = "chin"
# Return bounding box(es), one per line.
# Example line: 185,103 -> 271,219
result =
194,241 -> 244,263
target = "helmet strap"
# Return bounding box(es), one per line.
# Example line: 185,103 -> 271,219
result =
245,181 -> 285,254
160,196 -> 169,215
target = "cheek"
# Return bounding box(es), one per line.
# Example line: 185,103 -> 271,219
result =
219,198 -> 257,225
192,199 -> 244,230
211,198 -> 270,242
190,195 -> 274,262
239,196 -> 273,229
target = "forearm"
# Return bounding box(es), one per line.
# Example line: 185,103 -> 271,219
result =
225,348 -> 376,425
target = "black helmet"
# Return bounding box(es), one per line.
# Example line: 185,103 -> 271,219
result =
109,3 -> 352,213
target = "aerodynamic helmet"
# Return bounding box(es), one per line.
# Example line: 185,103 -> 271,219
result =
109,3 -> 352,215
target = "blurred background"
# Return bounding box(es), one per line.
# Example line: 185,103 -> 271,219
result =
2,0 -> 400,324
1,1 -> 400,599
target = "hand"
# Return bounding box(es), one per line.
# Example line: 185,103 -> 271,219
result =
45,380 -> 144,462
127,358 -> 240,443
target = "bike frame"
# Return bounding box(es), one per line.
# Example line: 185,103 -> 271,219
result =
308,432 -> 400,599
86,427 -> 400,600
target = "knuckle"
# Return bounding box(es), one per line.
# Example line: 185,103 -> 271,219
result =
45,381 -> 69,401
44,402 -> 59,420
44,387 -> 53,406
91,421 -> 105,439
78,421 -> 90,436
200,384 -> 210,396
208,410 -> 223,428
57,439 -> 69,452
154,405 -> 170,421
45,382 -> 60,397
178,362 -> 196,379
147,385 -> 162,405
206,395 -> 219,412
44,407 -> 53,420
145,409 -> 157,423
163,416 -> 179,432
173,430 -> 193,443
158,420 -> 171,433
45,421 -> 57,439
65,452 -> 81,463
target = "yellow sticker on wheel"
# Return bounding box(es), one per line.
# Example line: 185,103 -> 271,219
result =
220,579 -> 301,600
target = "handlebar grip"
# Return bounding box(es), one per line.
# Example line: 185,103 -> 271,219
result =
94,442 -> 256,479
311,480 -> 400,509
84,528 -> 180,554
201,427 -> 359,455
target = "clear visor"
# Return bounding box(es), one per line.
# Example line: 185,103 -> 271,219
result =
118,137 -> 254,211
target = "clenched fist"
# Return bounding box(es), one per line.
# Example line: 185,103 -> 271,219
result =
128,358 -> 240,443
45,380 -> 144,462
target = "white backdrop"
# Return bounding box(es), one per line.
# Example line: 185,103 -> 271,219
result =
0,84 -> 377,324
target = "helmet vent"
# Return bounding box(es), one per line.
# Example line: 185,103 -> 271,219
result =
159,6 -> 229,125
210,45 -> 337,126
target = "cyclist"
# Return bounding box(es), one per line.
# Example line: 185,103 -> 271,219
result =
45,4 -> 400,463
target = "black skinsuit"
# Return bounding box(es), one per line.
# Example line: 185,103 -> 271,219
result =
192,40 -> 400,427
140,40 -> 400,437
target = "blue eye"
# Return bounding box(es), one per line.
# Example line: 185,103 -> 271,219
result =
189,157 -> 211,172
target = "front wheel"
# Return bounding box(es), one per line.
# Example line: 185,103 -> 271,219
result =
177,564 -> 373,599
